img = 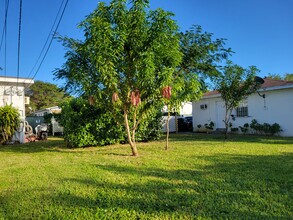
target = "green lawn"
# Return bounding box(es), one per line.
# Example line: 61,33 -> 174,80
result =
0,134 -> 292,219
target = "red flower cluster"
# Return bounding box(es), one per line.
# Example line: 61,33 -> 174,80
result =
89,96 -> 95,105
162,86 -> 172,99
131,90 -> 141,106
112,92 -> 119,103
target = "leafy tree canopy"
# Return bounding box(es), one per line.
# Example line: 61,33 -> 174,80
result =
25,80 -> 71,115
54,0 -> 182,155
267,73 -> 293,81
213,61 -> 260,139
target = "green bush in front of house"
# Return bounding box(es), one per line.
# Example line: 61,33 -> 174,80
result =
60,98 -> 163,148
250,119 -> 282,135
0,105 -> 21,144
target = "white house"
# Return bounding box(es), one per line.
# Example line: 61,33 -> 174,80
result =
192,78 -> 293,136
0,76 -> 34,143
32,106 -> 62,116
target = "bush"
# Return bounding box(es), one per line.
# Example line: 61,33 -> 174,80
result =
239,123 -> 249,134
205,121 -> 214,130
231,127 -> 239,132
250,119 -> 282,135
60,98 -> 163,147
0,105 -> 21,144
135,109 -> 163,142
270,123 -> 282,135
60,98 -> 124,147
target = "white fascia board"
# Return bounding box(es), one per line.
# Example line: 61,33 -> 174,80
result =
0,76 -> 34,87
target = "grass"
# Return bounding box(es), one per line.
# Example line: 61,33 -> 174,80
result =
0,134 -> 292,219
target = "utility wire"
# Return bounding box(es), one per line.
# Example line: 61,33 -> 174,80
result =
4,0 -> 9,79
24,0 -> 69,91
17,0 -> 23,87
27,0 -> 66,79
0,0 -> 9,53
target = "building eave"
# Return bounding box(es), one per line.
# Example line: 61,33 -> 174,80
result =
0,76 -> 34,87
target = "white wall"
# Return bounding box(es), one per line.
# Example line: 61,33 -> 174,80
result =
162,102 -> 192,116
192,96 -> 222,131
192,88 -> 293,136
0,85 -> 25,119
0,77 -> 34,143
179,102 -> 192,116
161,116 -> 177,133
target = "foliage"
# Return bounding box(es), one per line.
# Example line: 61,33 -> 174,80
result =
0,135 -> 292,219
179,25 -> 233,82
25,80 -> 71,115
231,127 -> 239,132
0,105 -> 21,144
60,98 -> 124,147
239,123 -> 249,134
250,119 -> 282,135
267,73 -> 282,80
266,73 -> 293,81
60,98 -> 163,147
43,113 -> 62,135
43,113 -> 62,124
163,25 -> 233,149
284,73 -> 293,81
54,0 -> 182,155
213,61 -> 260,139
204,121 -> 215,130
134,103 -> 163,142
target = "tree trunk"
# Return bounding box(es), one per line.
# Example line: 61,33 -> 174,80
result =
165,109 -> 170,150
124,109 -> 138,156
224,107 -> 232,139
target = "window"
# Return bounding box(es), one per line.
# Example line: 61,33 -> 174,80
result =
200,104 -> 207,110
236,100 -> 248,117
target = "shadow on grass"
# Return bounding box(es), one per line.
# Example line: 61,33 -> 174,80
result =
42,153 -> 293,219
0,137 -> 66,153
168,133 -> 293,145
1,134 -> 293,155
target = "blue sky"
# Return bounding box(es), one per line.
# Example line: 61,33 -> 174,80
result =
0,0 -> 292,86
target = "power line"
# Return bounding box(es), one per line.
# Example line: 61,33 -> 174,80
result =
4,0 -> 9,79
27,0 -> 66,79
17,0 -> 23,87
25,0 -> 69,91
0,0 -> 9,53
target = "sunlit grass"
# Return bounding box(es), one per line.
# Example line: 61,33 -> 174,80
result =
0,134 -> 292,219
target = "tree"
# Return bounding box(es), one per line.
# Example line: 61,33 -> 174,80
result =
213,61 -> 260,139
0,105 -> 20,145
267,73 -> 282,80
284,73 -> 293,81
163,26 -> 233,149
25,80 -> 71,115
266,73 -> 293,81
54,0 -> 182,156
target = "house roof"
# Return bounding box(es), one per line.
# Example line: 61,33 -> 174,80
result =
203,78 -> 293,98
0,76 -> 34,87
261,78 -> 293,88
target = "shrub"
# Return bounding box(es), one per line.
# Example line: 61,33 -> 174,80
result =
205,121 -> 214,130
239,123 -> 249,134
60,98 -> 163,147
250,119 -> 282,136
0,105 -> 21,144
135,109 -> 163,142
231,127 -> 239,132
270,123 -> 282,135
60,98 -> 124,147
